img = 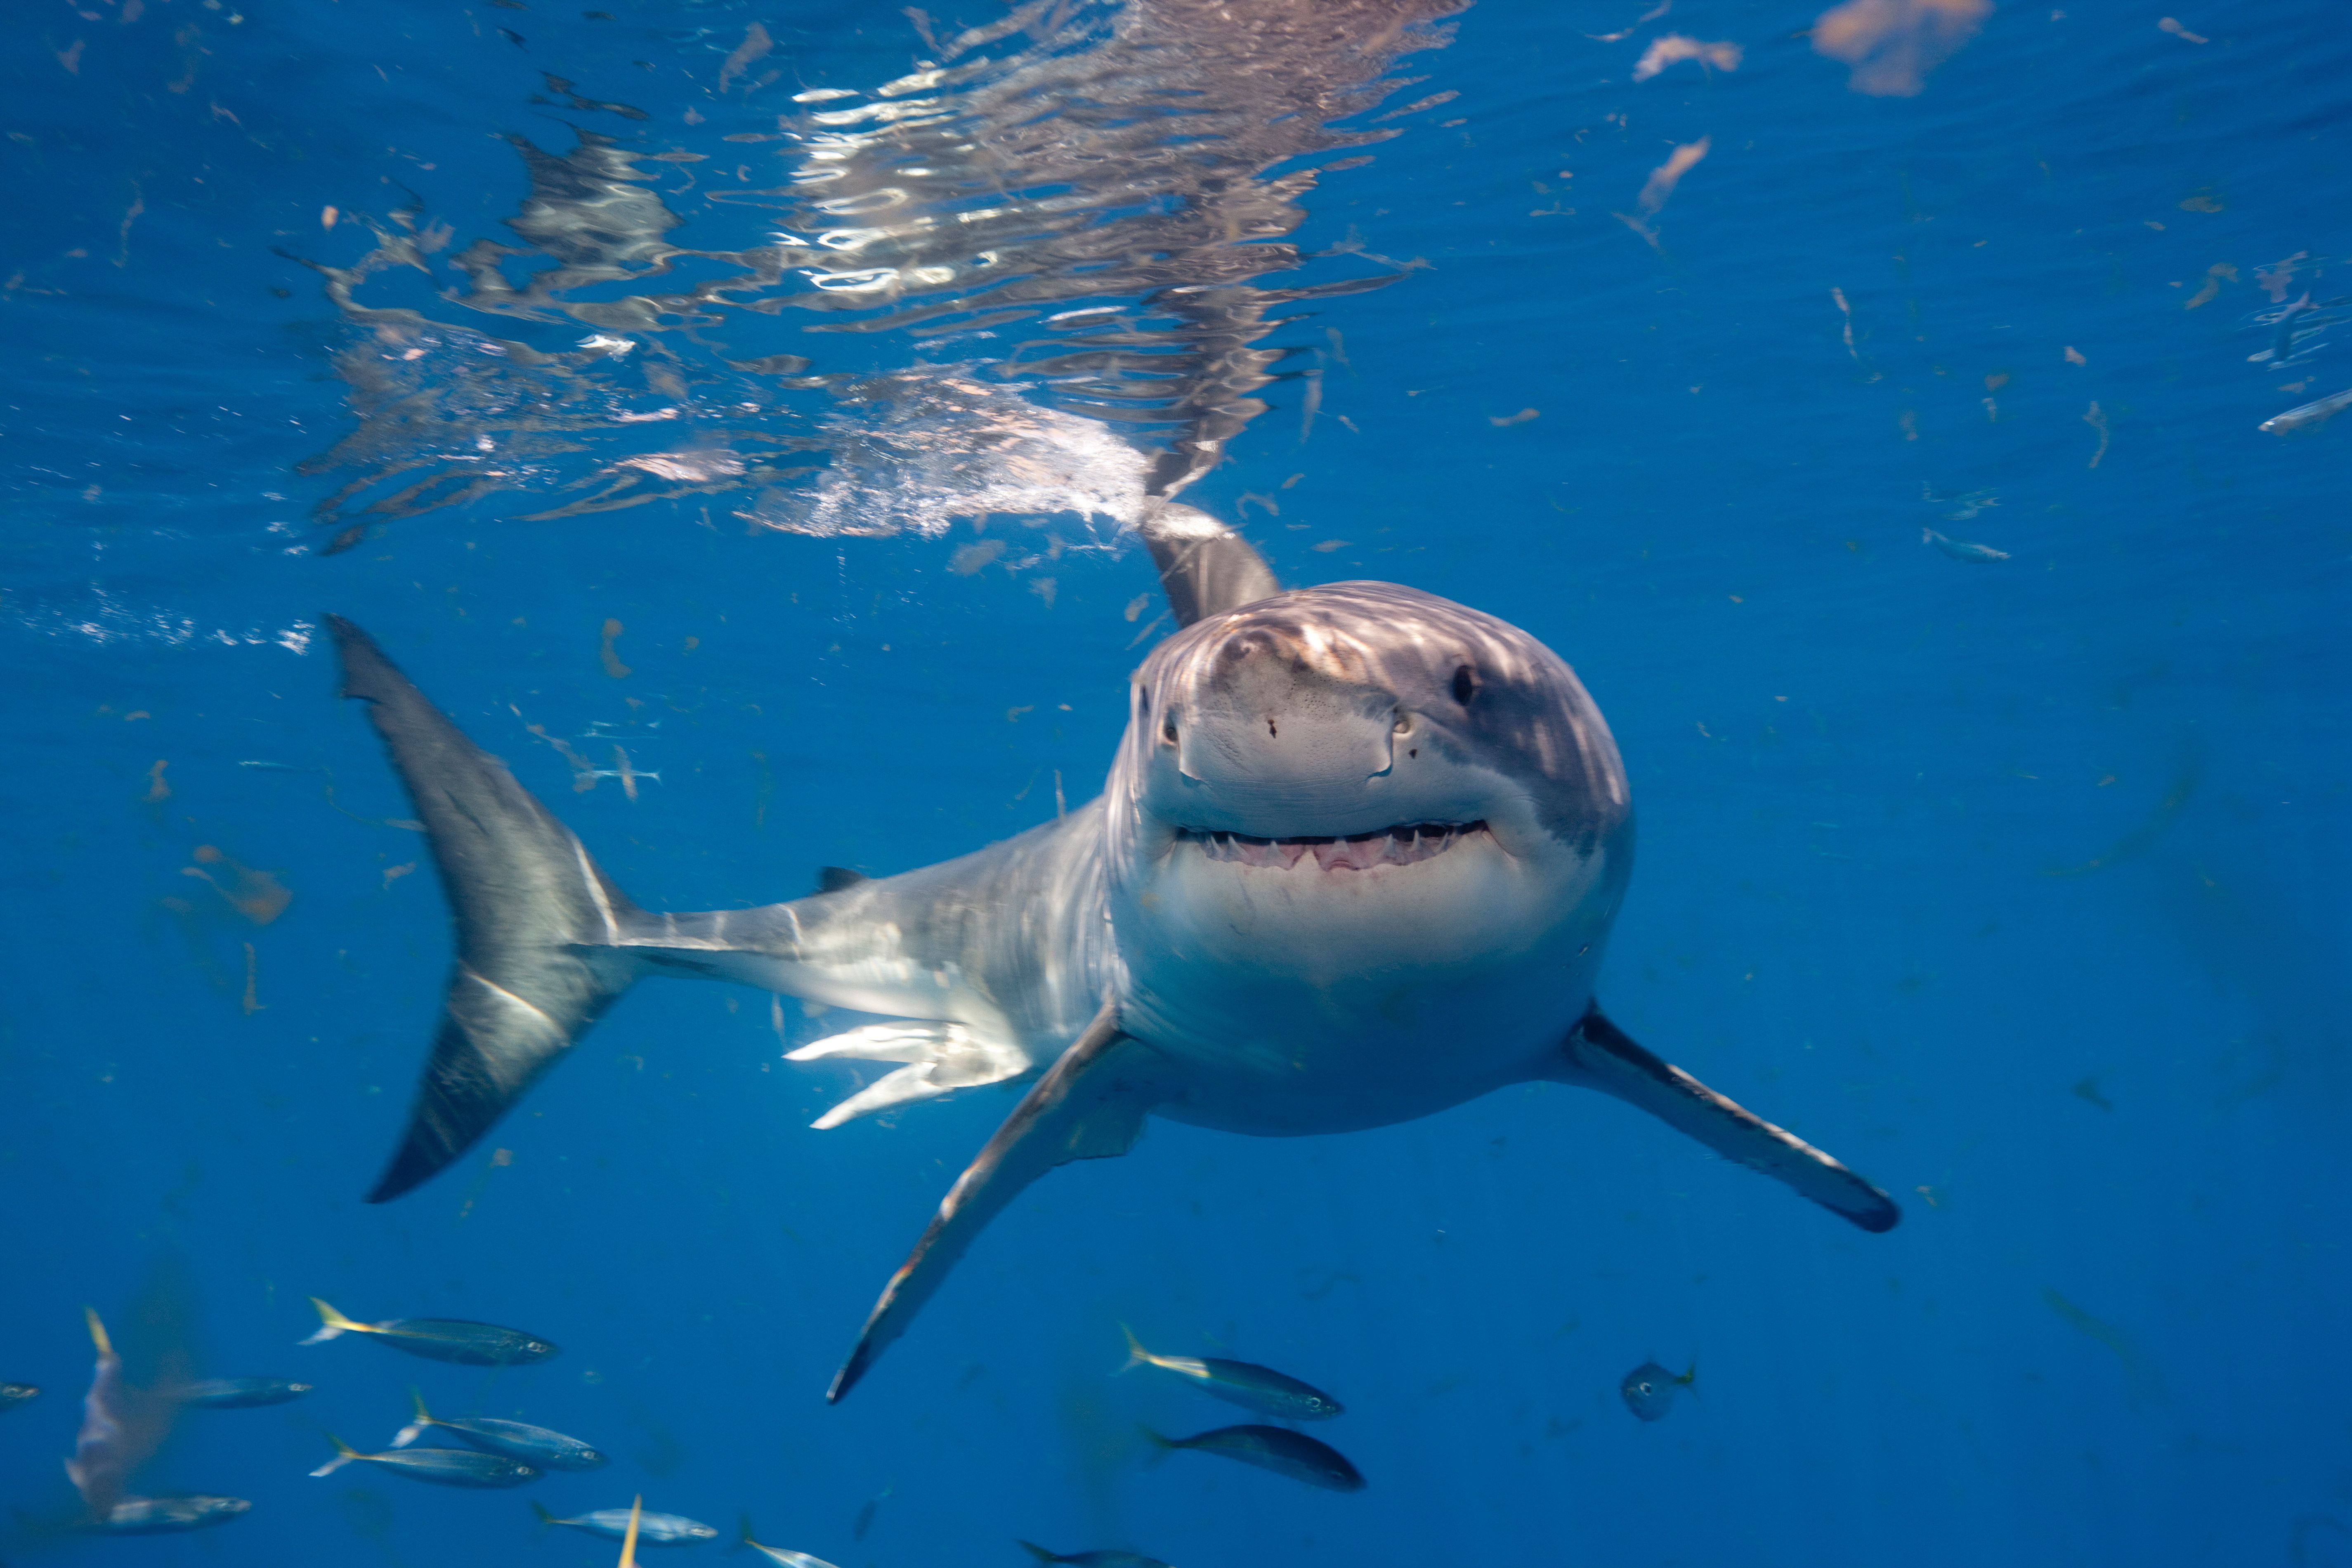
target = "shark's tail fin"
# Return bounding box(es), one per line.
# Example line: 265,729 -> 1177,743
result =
391,1387 -> 431,1448
299,1297 -> 362,1346
329,615 -> 647,1203
309,1434 -> 360,1478
1115,1323 -> 1150,1377
1016,1542 -> 1063,1565
81,1308 -> 112,1360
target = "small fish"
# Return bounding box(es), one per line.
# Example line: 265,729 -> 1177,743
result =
171,1377 -> 313,1408
1922,526 -> 2010,562
2265,292 -> 2315,364
86,1495 -> 251,1533
1619,1360 -> 1696,1422
311,1433 -> 540,1488
741,1515 -> 843,1568
68,1308 -> 142,1518
0,1381 -> 36,1410
394,1387 -> 606,1469
1117,1325 -> 1343,1420
534,1501 -> 720,1545
301,1296 -> 558,1365
1020,1541 -> 1173,1568
1142,1424 -> 1365,1492
2260,385 -> 2352,434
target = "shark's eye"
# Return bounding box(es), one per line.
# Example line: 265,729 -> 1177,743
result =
1162,718 -> 1178,745
1393,712 -> 1412,734
1452,665 -> 1478,706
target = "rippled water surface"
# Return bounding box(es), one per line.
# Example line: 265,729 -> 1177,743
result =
3,0 -> 2347,1564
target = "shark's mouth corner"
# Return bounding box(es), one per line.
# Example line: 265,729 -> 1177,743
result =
1176,821 -> 1492,871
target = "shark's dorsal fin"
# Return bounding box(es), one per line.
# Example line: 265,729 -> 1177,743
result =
814,866 -> 869,895
1139,503 -> 1279,627
1552,1007 -> 1900,1233
828,1001 -> 1166,1402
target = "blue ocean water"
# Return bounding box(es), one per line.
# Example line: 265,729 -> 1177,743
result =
3,0 -> 2347,1563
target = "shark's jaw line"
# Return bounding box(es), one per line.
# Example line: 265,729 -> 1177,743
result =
1174,820 -> 1493,871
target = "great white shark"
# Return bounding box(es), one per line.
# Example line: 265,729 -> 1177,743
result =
330,507 -> 1897,1402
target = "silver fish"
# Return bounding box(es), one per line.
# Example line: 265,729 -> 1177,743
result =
301,1296 -> 557,1365
1021,1542 -> 1173,1568
2259,385 -> 2352,434
1144,1424 -> 1365,1492
740,1515 -> 842,1568
534,1502 -> 719,1545
0,1381 -> 36,1411
1922,526 -> 2010,562
1618,1359 -> 1695,1422
1118,1325 -> 1341,1420
86,1495 -> 250,1533
393,1388 -> 605,1469
312,1433 -> 540,1488
171,1377 -> 314,1408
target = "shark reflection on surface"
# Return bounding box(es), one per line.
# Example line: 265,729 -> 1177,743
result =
301,0 -> 1466,542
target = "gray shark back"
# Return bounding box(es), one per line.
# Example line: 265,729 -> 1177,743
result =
326,513 -> 1266,1198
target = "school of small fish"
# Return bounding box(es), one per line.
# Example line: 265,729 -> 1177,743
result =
9,1300 -> 1690,1556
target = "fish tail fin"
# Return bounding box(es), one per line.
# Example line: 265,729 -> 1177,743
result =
732,1514 -> 758,1554
1016,1541 -> 1062,1564
1137,1423 -> 1176,1464
618,1495 -> 644,1568
80,1307 -> 112,1359
331,615 -> 652,1204
531,1502 -> 557,1528
392,1387 -> 430,1448
301,1297 -> 363,1344
1115,1322 -> 1150,1375
1679,1360 -> 1698,1388
309,1435 -> 359,1478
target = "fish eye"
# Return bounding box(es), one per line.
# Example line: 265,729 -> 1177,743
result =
1452,665 -> 1478,706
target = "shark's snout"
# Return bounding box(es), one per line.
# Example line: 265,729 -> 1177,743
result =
1169,694 -> 1400,796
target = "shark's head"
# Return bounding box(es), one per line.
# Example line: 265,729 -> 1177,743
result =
1104,582 -> 1634,1122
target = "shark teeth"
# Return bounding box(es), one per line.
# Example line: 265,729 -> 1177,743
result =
1180,821 -> 1489,871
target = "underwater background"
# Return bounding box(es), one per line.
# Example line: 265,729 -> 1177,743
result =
3,0 -> 2347,1563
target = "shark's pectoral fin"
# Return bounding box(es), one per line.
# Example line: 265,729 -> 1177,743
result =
828,1002 -> 1164,1403
1553,1006 -> 1900,1234
785,1022 -> 1032,1129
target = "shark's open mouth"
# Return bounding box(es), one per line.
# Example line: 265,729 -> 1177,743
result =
1178,821 -> 1491,871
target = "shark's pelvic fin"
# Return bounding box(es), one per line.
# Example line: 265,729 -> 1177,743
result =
1139,503 -> 1280,627
330,615 -> 647,1203
1554,1006 -> 1901,1234
784,1021 -> 1030,1129
829,1001 -> 1165,1403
